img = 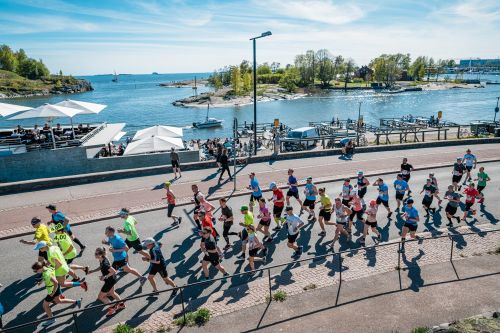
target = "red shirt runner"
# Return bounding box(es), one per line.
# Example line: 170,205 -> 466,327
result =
272,188 -> 284,207
464,188 -> 479,203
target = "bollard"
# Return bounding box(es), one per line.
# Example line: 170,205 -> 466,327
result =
180,288 -> 187,325
450,237 -> 454,261
267,269 -> 272,303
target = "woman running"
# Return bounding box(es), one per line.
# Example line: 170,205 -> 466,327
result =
246,225 -> 267,270
256,198 -> 273,242
316,188 -> 332,237
88,247 -> 125,317
474,167 -> 490,203
325,198 -> 352,252
361,200 -> 381,246
162,181 -> 182,225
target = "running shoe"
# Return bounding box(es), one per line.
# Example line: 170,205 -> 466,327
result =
106,306 -> 116,317
115,302 -> 126,311
446,222 -> 453,227
80,281 -> 88,292
171,289 -> 178,297
236,253 -> 246,259
387,212 -> 393,218
318,231 -> 326,237
171,221 -> 179,226
178,217 -> 183,224
265,237 -> 273,243
223,244 -> 232,251
75,298 -> 82,309
41,318 -> 56,327
84,266 -> 89,275
139,276 -> 147,286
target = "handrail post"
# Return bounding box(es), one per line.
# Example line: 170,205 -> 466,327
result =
180,287 -> 187,325
397,242 -> 402,290
267,268 -> 272,303
450,236 -> 454,261
335,252 -> 342,306
72,313 -> 80,333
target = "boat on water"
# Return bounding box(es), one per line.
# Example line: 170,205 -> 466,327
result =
112,70 -> 118,82
192,105 -> 223,128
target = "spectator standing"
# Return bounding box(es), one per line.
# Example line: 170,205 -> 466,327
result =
170,148 -> 181,179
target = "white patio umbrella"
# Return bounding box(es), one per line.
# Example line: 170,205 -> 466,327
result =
54,99 -> 107,114
0,102 -> 31,117
124,135 -> 184,155
8,103 -> 81,149
133,125 -> 183,141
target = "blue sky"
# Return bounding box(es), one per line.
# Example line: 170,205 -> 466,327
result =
0,0 -> 499,75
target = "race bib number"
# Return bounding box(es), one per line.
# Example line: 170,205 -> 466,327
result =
466,195 -> 473,201
425,190 -> 431,196
402,170 -> 409,175
453,170 -> 461,176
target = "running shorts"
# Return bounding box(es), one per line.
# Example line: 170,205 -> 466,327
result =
404,222 -> 418,232
273,205 -> 284,216
287,233 -> 299,244
149,263 -> 169,278
303,199 -> 315,209
376,197 -> 389,207
319,209 -> 332,221
44,286 -> 62,303
167,203 -> 176,217
286,190 -> 299,199
101,277 -> 117,293
112,259 -> 127,270
125,239 -> 143,252
203,252 -> 220,266
445,204 -> 458,215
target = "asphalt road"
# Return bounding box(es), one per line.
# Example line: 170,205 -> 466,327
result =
1,162 -> 499,333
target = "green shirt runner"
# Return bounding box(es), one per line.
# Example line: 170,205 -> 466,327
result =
243,212 -> 254,226
42,266 -> 56,294
124,216 -> 139,242
47,245 -> 69,276
477,171 -> 489,187
54,232 -> 77,260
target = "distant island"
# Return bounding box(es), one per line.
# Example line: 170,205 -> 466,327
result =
0,44 -> 93,99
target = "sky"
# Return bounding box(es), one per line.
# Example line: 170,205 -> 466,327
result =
0,0 -> 499,75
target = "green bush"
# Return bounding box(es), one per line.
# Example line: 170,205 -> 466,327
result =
173,308 -> 211,327
272,289 -> 287,302
113,324 -> 136,333
410,327 -> 429,333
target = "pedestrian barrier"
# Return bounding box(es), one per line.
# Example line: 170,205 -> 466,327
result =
2,228 -> 499,332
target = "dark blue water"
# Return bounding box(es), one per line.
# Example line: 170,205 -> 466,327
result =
1,73 -> 500,140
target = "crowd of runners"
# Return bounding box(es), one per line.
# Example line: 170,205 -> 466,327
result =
3,148 -> 493,328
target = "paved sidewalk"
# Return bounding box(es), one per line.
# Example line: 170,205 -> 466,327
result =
97,224 -> 500,333
1,143 -> 499,239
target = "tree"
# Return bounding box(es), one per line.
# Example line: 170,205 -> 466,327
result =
256,63 -> 271,75
356,65 -> 373,82
370,54 -> 409,87
242,71 -> 252,93
279,67 -> 300,92
0,45 -> 18,72
239,60 -> 251,75
15,48 -> 27,64
230,66 -> 242,95
343,59 -> 355,91
409,56 -> 427,81
316,49 -> 334,87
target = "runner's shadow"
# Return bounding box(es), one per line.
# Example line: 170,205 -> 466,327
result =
364,247 -> 377,267
380,218 -> 393,242
465,219 -> 486,237
448,228 -> 467,250
153,224 -> 179,241
402,249 -> 425,292
273,262 -> 299,288
152,183 -> 165,190
201,171 -> 219,182
300,222 -> 313,253
479,204 -> 499,225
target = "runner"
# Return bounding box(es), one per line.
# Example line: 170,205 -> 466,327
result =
393,174 -> 410,211
348,189 -> 364,234
31,262 -> 82,327
20,217 -> 52,263
102,226 -> 147,285
218,198 -> 238,250
373,178 -> 392,217
197,210 -> 222,257
268,182 -> 286,230
256,198 -> 273,242
286,169 -> 303,211
462,183 -> 479,222
199,195 -> 216,223
117,208 -> 149,258
246,224 -> 267,270
452,157 -> 466,191
325,198 -> 352,252
191,184 -> 203,230
141,238 -> 177,295
200,226 -> 229,280
463,148 -> 477,184
33,241 -> 88,289
46,204 -> 86,254
162,181 -> 182,226
355,171 -> 370,199
237,205 -> 254,260
218,148 -> 233,182
248,172 -> 262,212
428,172 -> 443,205
420,178 -> 438,217
400,158 -> 414,192
170,147 -> 181,179
284,206 -> 305,258
53,223 -> 89,275
399,198 -> 420,253
340,179 -> 353,207
360,200 -> 381,246
444,185 -> 462,227
302,177 -> 318,222
316,187 -> 332,237
474,166 -> 490,203
88,247 -> 125,317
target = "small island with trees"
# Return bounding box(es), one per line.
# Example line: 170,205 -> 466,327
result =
0,44 -> 93,99
172,50 -> 481,108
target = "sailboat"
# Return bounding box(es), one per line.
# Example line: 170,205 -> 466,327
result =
193,104 -> 223,128
112,70 -> 118,82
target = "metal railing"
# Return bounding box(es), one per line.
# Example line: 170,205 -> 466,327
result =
2,228 -> 499,332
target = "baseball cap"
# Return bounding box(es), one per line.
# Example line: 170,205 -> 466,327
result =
142,237 -> 156,248
456,157 -> 462,160
369,200 -> 377,206
118,208 -> 129,216
240,205 -> 249,211
285,206 -> 293,211
406,198 -> 414,204
33,241 -> 48,251
46,204 -> 56,211
31,217 -> 41,226
269,182 -> 277,189
164,181 -> 171,187
306,177 -> 312,181
357,171 -> 364,175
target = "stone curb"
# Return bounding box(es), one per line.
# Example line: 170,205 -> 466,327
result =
1,157 -> 499,241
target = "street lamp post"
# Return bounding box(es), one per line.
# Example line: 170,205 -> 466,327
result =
356,101 -> 362,146
250,31 -> 272,156
495,97 -> 500,123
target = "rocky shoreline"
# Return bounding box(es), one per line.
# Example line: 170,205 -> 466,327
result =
172,91 -> 307,108
0,79 -> 93,99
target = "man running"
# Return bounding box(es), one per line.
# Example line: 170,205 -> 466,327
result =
218,148 -> 233,182
256,198 -> 273,242
399,198 -> 420,253
141,238 -> 177,295
428,172 -> 442,205
162,181 -> 182,226
444,185 -> 461,227
316,187 -> 332,237
237,205 -> 254,260
170,147 -> 181,179
286,169 -> 303,211
284,206 -> 305,258
246,224 -> 267,270
200,227 -> 229,280
462,183 -> 479,222
102,226 -> 147,285
53,224 -> 89,275
46,204 -> 86,254
302,177 -> 318,222
340,179 -> 353,207
355,171 -> 370,199
452,157 -> 466,191
373,178 -> 392,217
348,189 -> 364,234
393,174 -> 410,211
474,167 -> 490,203
325,198 -> 352,252
191,184 -> 203,231
400,158 -> 414,192
248,172 -> 262,212
20,217 -> 52,263
420,178 -> 438,217
117,208 -> 149,258
268,182 -> 286,231
218,198 -> 238,250
463,149 -> 477,184
361,200 -> 381,246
